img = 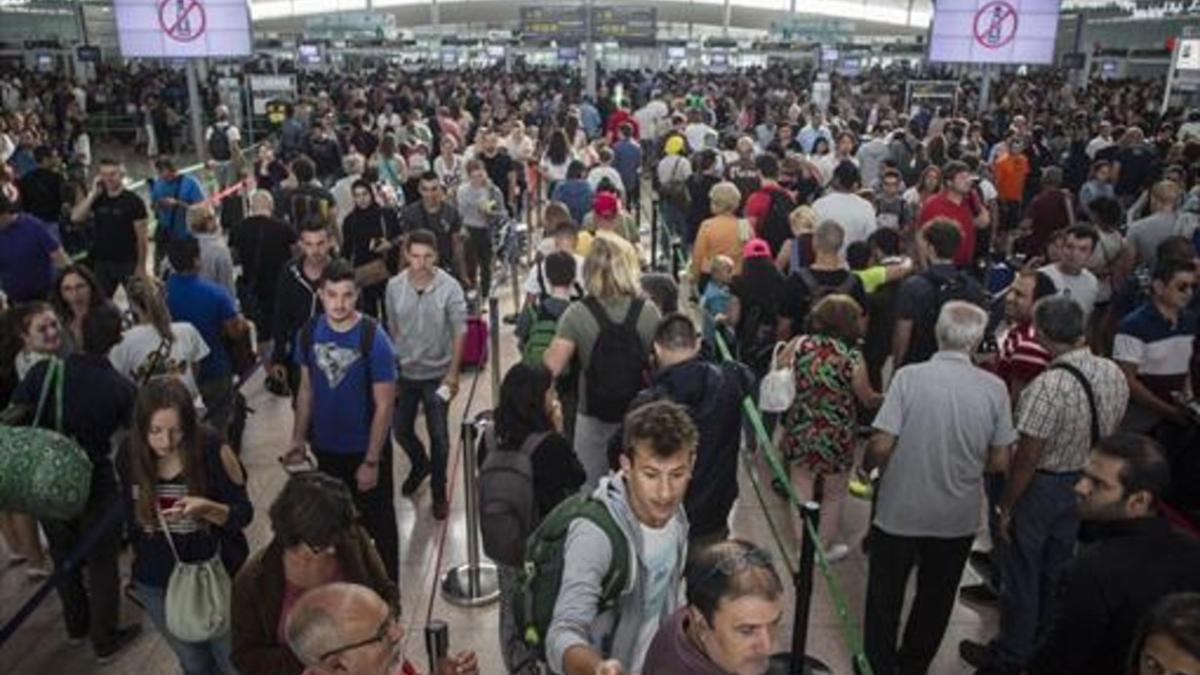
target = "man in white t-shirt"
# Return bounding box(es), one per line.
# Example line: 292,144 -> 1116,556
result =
813,161 -> 877,259
523,222 -> 586,307
1039,225 -> 1101,321
634,97 -> 669,142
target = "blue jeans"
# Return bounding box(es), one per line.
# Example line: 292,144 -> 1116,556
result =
995,471 -> 1081,666
134,582 -> 238,675
394,376 -> 451,502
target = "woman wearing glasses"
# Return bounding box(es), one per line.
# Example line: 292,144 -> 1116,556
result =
231,471 -> 399,675
120,378 -> 252,675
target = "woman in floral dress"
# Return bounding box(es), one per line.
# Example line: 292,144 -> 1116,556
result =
781,294 -> 881,562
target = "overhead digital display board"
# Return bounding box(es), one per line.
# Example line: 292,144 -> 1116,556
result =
114,0 -> 252,58
520,6 -> 656,45
928,0 -> 1060,65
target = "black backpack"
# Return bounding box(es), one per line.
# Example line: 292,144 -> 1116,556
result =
906,270 -> 986,364
759,188 -> 796,256
583,297 -> 648,423
208,125 -> 233,161
795,268 -> 858,313
478,430 -> 550,567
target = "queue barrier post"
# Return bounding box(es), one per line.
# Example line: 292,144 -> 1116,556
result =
439,411 -> 501,606
650,198 -> 659,270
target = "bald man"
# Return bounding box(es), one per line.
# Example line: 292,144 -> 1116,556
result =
286,583 -> 477,675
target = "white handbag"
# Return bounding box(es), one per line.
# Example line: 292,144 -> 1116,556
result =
758,340 -> 797,414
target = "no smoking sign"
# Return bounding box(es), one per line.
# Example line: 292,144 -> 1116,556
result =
974,0 -> 1018,49
158,0 -> 207,43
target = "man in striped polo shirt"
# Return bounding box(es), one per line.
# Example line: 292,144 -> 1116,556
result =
1113,255 -> 1197,508
961,268 -> 1059,606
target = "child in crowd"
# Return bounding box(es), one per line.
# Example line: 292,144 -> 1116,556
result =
701,254 -> 735,348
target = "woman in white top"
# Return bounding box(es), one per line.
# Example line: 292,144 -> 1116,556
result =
539,130 -> 573,195
433,135 -> 465,196
108,276 -> 209,399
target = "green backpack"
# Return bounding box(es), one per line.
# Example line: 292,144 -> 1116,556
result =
516,494 -> 631,660
0,358 -> 93,521
521,300 -> 561,368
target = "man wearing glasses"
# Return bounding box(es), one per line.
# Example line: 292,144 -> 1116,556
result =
285,582 -> 477,675
641,540 -> 784,675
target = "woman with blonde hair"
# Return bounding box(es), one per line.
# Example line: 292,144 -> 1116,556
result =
691,181 -> 750,282
109,275 -> 209,397
542,233 -> 661,486
780,294 -> 880,563
775,204 -> 819,274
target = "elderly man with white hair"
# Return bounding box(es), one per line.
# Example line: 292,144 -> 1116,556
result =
286,583 -> 478,675
860,300 -> 1018,675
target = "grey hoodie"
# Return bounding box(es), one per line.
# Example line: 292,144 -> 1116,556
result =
546,474 -> 689,674
384,267 -> 467,381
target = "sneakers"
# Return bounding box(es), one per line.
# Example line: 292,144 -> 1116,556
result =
959,583 -> 999,606
96,624 -> 142,664
401,466 -> 429,497
24,563 -> 52,581
824,543 -> 851,564
959,639 -> 1018,673
432,498 -> 449,521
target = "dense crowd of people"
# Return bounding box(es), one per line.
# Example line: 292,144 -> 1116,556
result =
0,57 -> 1199,675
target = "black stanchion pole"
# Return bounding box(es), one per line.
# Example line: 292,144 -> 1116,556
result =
793,501 -> 820,673
768,500 -> 832,675
650,198 -> 659,270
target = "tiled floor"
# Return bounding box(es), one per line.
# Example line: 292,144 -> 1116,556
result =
0,191 -> 998,674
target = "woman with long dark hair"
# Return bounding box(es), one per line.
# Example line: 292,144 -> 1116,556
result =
540,129 -> 573,197
1128,593 -> 1200,675
51,264 -> 105,353
493,362 -> 584,675
121,378 -> 252,675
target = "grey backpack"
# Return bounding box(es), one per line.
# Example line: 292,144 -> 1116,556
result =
479,431 -> 550,567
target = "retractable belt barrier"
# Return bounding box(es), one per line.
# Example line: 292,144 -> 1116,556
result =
675,239 -> 875,675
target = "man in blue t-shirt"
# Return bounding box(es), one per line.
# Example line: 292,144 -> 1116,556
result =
149,157 -> 206,259
0,193 -> 69,302
164,237 -> 248,431
283,259 -> 399,581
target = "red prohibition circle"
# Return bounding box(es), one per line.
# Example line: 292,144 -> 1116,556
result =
158,0 -> 207,43
973,1 -> 1018,50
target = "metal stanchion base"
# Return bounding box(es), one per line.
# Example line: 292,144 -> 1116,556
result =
440,563 -> 501,607
767,653 -> 833,675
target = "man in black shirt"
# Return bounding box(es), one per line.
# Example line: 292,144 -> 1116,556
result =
979,434 -> 1200,675
778,220 -> 868,339
69,158 -> 149,297
399,172 -> 468,281
891,218 -> 987,367
17,145 -> 66,227
476,129 -> 517,215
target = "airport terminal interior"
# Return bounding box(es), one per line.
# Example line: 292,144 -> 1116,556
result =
1,0 -> 1200,674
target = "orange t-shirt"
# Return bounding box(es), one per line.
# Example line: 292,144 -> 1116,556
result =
994,153 -> 1030,203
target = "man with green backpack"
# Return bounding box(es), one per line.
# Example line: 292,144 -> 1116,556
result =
516,250 -> 579,441
516,400 -> 698,675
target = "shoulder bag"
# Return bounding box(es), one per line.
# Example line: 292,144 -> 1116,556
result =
156,506 -> 232,643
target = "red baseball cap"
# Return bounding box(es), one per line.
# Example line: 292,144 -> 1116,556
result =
594,192 -> 619,218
